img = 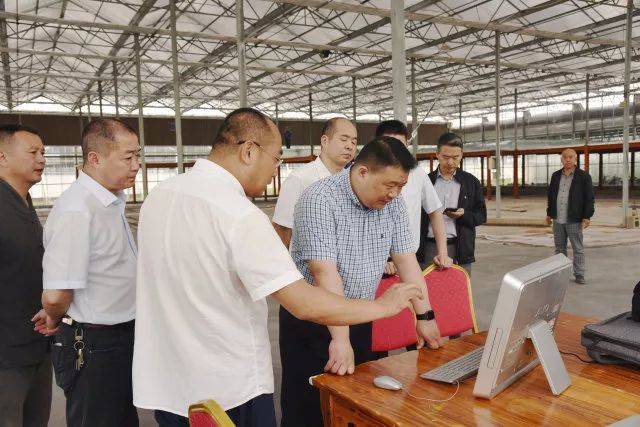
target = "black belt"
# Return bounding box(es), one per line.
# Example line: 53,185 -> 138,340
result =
62,317 -> 135,330
427,237 -> 457,244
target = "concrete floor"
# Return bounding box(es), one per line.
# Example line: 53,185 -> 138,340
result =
44,197 -> 640,426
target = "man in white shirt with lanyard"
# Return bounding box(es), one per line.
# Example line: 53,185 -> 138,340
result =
272,117 -> 357,247
41,118 -> 141,426
132,108 -> 423,427
375,120 -> 452,271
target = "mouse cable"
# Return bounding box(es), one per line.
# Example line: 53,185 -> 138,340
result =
559,350 -> 593,364
406,380 -> 460,402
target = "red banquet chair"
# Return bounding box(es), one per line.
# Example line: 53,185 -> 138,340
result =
372,264 -> 478,352
188,400 -> 235,427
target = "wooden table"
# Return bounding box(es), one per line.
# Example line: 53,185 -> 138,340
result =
312,313 -> 640,426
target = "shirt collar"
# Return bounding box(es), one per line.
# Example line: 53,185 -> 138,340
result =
436,167 -> 458,181
562,168 -> 575,177
314,156 -> 331,176
338,168 -> 369,210
0,178 -> 33,212
77,171 -> 124,208
191,158 -> 245,196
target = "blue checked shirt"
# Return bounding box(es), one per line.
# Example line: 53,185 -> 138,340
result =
290,168 -> 415,300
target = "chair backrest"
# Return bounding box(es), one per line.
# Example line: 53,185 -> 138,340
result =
423,264 -> 478,337
372,275 -> 417,352
188,400 -> 235,427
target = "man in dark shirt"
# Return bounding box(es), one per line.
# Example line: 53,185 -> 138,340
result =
0,124 -> 52,427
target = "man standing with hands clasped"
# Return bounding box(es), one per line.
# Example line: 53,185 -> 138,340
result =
0,124 -> 52,427
546,148 -> 595,285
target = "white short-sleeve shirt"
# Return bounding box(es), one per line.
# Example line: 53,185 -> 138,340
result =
132,159 -> 303,416
42,171 -> 137,325
401,167 -> 443,251
272,156 -> 331,228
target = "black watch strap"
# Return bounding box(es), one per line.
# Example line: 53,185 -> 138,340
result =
416,310 -> 435,321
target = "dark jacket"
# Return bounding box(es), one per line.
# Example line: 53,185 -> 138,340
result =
418,168 -> 487,265
546,168 -> 595,223
0,179 -> 49,369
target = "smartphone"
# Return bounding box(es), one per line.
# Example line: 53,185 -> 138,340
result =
443,207 -> 457,213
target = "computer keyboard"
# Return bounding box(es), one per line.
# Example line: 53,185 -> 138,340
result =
420,346 -> 485,384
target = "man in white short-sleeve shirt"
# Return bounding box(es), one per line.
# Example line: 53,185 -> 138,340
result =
41,118 -> 141,426
132,108 -> 423,427
375,120 -> 452,272
272,117 -> 357,247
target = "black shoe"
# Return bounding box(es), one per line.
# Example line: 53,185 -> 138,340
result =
573,276 -> 586,285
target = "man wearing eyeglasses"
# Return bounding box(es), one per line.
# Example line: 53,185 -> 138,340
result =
132,108 -> 423,427
272,117 -> 357,247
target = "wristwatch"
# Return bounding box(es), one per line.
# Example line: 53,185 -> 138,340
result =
416,310 -> 435,321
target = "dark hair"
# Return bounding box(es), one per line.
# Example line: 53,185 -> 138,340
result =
320,117 -> 352,139
81,118 -> 136,161
437,132 -> 463,151
375,120 -> 409,139
354,136 -> 416,173
0,124 -> 41,146
212,107 -> 273,148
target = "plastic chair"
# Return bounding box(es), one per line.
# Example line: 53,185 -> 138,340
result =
188,400 -> 235,427
371,265 -> 478,351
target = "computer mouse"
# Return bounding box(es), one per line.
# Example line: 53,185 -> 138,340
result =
373,375 -> 403,391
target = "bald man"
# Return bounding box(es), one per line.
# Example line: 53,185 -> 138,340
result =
42,118 -> 141,426
546,148 -> 595,284
272,117 -> 357,247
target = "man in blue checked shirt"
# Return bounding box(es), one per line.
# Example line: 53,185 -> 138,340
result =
279,136 -> 446,427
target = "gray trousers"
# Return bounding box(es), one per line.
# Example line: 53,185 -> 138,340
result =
0,355 -> 52,427
552,221 -> 585,279
423,240 -> 472,276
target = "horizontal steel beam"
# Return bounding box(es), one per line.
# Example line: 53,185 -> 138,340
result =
271,0 -> 637,48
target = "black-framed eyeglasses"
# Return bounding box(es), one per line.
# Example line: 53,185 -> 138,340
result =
238,140 -> 283,167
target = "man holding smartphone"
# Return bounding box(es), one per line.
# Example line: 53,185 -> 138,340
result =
420,132 -> 486,274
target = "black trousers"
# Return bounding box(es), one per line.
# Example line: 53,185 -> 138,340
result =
279,307 -> 383,427
154,394 -> 276,427
51,321 -> 138,427
0,355 -> 52,427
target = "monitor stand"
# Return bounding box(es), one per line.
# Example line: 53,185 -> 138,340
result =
527,320 -> 571,395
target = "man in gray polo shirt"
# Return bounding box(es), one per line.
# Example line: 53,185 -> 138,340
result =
546,148 -> 595,284
279,137 -> 444,427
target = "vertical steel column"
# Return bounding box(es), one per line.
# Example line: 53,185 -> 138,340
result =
112,61 -> 120,118
170,0 -> 184,173
391,0 -> 407,122
513,88 -> 519,198
275,103 -> 279,125
237,0 -> 247,108
86,95 -> 91,121
98,80 -> 103,117
585,74 -> 590,173
634,94 -> 638,140
308,91 -> 313,156
494,32 -> 502,218
134,33 -> 148,199
77,109 -> 83,166
601,95 -> 605,142
458,98 -> 462,135
622,0 -> 633,226
571,106 -> 576,143
352,76 -> 357,122
410,58 -> 419,157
